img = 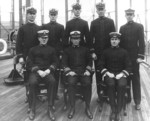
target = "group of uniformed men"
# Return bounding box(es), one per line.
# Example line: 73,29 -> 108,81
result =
16,1 -> 145,121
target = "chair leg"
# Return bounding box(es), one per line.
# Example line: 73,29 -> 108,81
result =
25,84 -> 29,103
123,94 -> 127,116
63,89 -> 68,110
24,70 -> 29,103
99,90 -> 104,112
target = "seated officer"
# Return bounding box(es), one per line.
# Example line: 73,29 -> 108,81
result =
62,31 -> 93,119
97,32 -> 131,121
27,30 -> 58,120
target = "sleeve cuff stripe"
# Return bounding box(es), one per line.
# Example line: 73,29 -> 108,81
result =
122,70 -> 129,76
101,69 -> 107,74
64,67 -> 71,72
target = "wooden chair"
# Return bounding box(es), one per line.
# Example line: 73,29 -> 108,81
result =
98,73 -> 132,115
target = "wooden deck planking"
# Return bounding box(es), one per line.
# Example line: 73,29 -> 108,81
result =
0,59 -> 150,121
140,66 -> 150,121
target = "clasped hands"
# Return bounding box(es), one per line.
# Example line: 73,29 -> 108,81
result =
106,72 -> 125,80
37,69 -> 50,78
66,70 -> 90,76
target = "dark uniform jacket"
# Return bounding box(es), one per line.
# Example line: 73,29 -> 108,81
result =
98,46 -> 131,76
42,21 -> 64,55
63,18 -> 91,48
119,21 -> 145,60
27,45 -> 58,73
62,46 -> 92,75
90,17 -> 115,55
16,22 -> 40,58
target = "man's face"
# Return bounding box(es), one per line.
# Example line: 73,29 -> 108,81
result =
39,36 -> 48,45
73,9 -> 81,17
110,37 -> 120,47
125,13 -> 134,22
71,38 -> 80,46
27,13 -> 36,22
49,14 -> 57,21
96,9 -> 105,17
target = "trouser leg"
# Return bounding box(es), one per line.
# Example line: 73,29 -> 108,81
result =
94,53 -> 102,99
67,76 -> 78,108
105,76 -> 116,113
54,70 -> 59,98
24,70 -> 30,103
29,73 -> 39,112
96,71 -> 102,97
131,61 -> 141,105
127,76 -> 131,102
81,75 -> 92,107
117,77 -> 127,113
43,74 -> 56,107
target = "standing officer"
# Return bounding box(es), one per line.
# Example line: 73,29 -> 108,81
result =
63,2 -> 91,48
119,8 -> 145,110
27,30 -> 58,120
98,32 -> 131,121
16,7 -> 40,101
42,8 -> 64,100
16,7 -> 40,59
90,2 -> 115,102
62,31 -> 93,119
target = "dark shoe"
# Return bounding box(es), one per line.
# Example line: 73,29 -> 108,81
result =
28,110 -> 35,120
48,107 -> 56,121
68,107 -> 75,119
135,104 -> 141,110
110,112 -> 115,121
127,89 -> 131,103
85,108 -> 93,119
116,113 -> 121,121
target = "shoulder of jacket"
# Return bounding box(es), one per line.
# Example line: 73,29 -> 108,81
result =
92,18 -> 99,22
81,19 -> 87,22
30,46 -> 38,51
120,24 -> 126,28
134,22 -> 143,27
57,23 -> 64,27
103,47 -> 110,53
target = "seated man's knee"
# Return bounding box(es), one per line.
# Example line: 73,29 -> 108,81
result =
105,76 -> 115,86
118,77 -> 127,87
46,74 -> 56,85
67,75 -> 77,85
29,73 -> 38,85
81,76 -> 91,86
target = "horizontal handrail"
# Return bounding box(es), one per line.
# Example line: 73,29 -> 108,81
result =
139,60 -> 150,68
138,54 -> 150,57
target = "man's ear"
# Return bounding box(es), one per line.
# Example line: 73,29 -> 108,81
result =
38,37 -> 42,41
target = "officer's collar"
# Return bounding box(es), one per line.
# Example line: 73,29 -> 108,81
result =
99,16 -> 105,19
39,44 -> 47,47
73,16 -> 81,19
28,20 -> 35,24
72,45 -> 80,48
111,45 -> 119,48
127,20 -> 134,24
50,21 -> 56,24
